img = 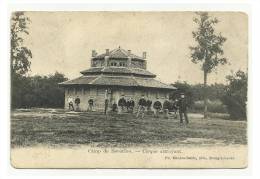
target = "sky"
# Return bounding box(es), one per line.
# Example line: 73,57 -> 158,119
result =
23,12 -> 248,85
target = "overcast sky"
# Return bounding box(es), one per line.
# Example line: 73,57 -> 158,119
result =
23,12 -> 248,84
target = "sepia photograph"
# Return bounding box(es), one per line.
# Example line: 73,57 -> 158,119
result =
10,11 -> 248,168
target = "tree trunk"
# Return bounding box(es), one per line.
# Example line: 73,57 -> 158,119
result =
203,71 -> 208,119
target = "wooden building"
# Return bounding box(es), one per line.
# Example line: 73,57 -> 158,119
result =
59,47 -> 175,111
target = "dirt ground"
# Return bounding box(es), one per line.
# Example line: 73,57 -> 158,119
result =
11,108 -> 247,148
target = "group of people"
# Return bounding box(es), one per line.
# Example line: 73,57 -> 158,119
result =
67,92 -> 189,125
134,93 -> 189,124
112,93 -> 189,124
68,96 -> 94,112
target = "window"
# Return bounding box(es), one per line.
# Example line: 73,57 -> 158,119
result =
119,62 -> 126,67
110,62 -> 117,66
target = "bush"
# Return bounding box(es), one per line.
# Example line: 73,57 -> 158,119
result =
221,71 -> 247,120
11,72 -> 68,109
192,100 -> 227,113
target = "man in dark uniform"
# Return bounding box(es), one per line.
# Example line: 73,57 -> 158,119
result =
153,98 -> 162,118
127,98 -> 135,113
177,93 -> 189,124
74,96 -> 81,112
146,99 -> 153,113
118,95 -> 127,114
163,98 -> 171,119
112,100 -> 118,112
136,95 -> 146,119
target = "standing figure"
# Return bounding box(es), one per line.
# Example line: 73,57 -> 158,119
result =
118,95 -> 127,114
128,98 -> 135,113
177,93 -> 189,124
153,98 -> 162,118
68,96 -> 74,111
172,99 -> 179,119
163,98 -> 171,119
112,100 -> 118,112
104,99 -> 109,115
126,99 -> 130,112
74,96 -> 81,112
88,98 -> 94,112
136,95 -> 146,119
104,89 -> 109,115
146,99 -> 153,113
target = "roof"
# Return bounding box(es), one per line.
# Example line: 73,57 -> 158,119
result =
93,47 -> 144,60
59,75 -> 176,90
80,67 -> 156,77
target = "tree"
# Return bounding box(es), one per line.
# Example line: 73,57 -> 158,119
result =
221,70 -> 247,120
11,12 -> 32,75
190,12 -> 228,118
11,12 -> 32,109
170,81 -> 194,107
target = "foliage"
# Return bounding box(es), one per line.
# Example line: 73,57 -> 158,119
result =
170,81 -> 194,107
11,72 -> 68,109
221,70 -> 247,120
192,100 -> 227,114
190,12 -> 227,73
190,12 -> 228,118
192,83 -> 226,101
170,81 -> 226,108
11,12 -> 32,75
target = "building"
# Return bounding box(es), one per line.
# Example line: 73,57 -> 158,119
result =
59,47 -> 176,111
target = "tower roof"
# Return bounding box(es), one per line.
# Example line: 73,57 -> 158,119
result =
93,47 -> 144,60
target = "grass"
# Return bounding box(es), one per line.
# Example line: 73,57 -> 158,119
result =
11,108 -> 247,148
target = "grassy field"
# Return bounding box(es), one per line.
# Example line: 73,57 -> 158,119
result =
11,108 -> 247,148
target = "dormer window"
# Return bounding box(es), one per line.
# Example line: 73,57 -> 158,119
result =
119,62 -> 126,67
110,62 -> 117,66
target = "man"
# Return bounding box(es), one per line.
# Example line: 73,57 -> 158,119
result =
172,99 -> 179,119
68,96 -> 74,111
126,98 -> 130,112
127,98 -> 135,113
153,98 -> 162,118
118,95 -> 126,114
74,96 -> 81,112
104,99 -> 109,115
136,95 -> 146,119
146,99 -> 153,112
177,93 -> 189,124
88,98 -> 94,112
112,100 -> 118,112
163,98 -> 171,119
104,90 -> 109,115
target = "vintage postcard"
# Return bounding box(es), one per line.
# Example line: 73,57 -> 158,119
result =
10,11 -> 248,168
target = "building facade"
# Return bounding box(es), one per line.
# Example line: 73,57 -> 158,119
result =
59,47 -> 176,111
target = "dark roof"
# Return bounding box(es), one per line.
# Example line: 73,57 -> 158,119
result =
80,67 -> 156,77
59,75 -> 176,90
93,47 -> 144,60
